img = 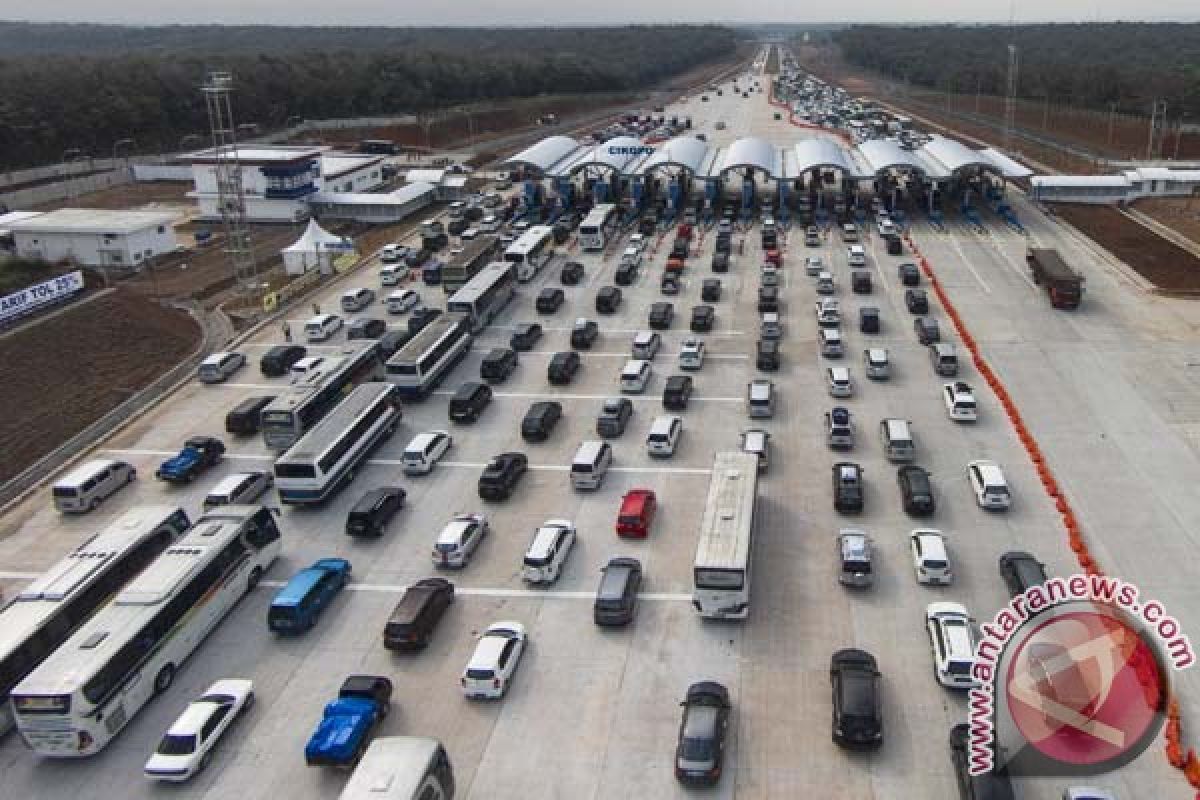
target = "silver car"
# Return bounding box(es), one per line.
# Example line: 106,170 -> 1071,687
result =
760,312 -> 783,340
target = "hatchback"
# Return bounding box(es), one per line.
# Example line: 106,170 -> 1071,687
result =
616,488 -> 657,537
461,621 -> 527,700
432,512 -> 489,568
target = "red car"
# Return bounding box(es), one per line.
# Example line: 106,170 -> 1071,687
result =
617,489 -> 657,537
665,258 -> 686,273
677,223 -> 694,240
764,249 -> 783,267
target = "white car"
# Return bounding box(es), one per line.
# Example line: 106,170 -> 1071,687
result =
379,262 -> 406,285
864,348 -> 890,380
620,247 -> 643,267
144,679 -> 254,781
432,512 -> 489,568
815,298 -> 840,327
827,366 -> 853,398
620,359 -> 652,394
628,233 -> 647,253
910,529 -> 952,585
461,621 -> 527,699
402,430 -> 453,475
387,289 -> 422,314
197,351 -> 246,384
926,602 -> 979,689
521,519 -> 576,584
679,338 -> 706,370
943,382 -> 978,422
968,460 -> 1012,510
804,256 -> 824,276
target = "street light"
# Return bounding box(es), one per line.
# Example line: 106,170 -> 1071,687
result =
1173,113 -> 1190,161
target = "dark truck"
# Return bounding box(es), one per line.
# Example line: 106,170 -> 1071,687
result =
304,675 -> 393,767
1026,248 -> 1084,309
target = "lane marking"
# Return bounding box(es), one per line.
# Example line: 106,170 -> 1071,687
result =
943,230 -> 994,294
469,347 -> 747,360
429,390 -> 742,402
490,324 -> 746,337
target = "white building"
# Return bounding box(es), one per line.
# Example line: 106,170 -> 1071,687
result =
5,208 -> 178,269
1031,167 -> 1200,205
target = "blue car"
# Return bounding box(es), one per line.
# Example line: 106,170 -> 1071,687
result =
304,675 -> 392,767
155,436 -> 225,483
268,558 -> 352,633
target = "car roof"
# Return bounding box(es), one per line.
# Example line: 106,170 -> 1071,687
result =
167,698 -> 227,737
829,366 -> 850,380
971,461 -> 1006,484
273,566 -> 330,607
437,517 -> 475,544
528,523 -> 567,556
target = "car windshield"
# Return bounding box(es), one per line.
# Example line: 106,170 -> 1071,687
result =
680,735 -> 715,761
157,733 -> 197,755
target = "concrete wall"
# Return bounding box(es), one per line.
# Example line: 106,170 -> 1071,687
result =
192,193 -> 310,223
13,223 -> 178,267
132,164 -> 192,181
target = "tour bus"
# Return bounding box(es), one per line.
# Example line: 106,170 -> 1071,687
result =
260,344 -> 385,450
692,451 -> 759,620
339,737 -> 455,800
0,506 -> 190,735
446,262 -> 516,333
441,235 -> 499,295
274,382 -> 401,504
11,505 -> 282,756
504,225 -> 555,281
579,203 -> 618,251
385,313 -> 473,399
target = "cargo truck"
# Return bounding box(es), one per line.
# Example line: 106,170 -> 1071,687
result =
1026,248 -> 1084,309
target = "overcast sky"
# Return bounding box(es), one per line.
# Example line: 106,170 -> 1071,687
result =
2,0 -> 1198,25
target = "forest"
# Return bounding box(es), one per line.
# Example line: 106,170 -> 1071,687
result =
833,23 -> 1200,120
0,23 -> 736,170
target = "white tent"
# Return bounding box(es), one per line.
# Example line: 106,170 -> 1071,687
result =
280,219 -> 355,276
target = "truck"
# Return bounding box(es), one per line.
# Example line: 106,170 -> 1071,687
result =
155,436 -> 225,483
304,675 -> 393,767
1026,248 -> 1084,309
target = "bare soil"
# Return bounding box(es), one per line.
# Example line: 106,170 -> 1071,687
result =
31,180 -> 191,212
0,288 -> 200,484
1054,204 -> 1200,291
1134,197 -> 1200,249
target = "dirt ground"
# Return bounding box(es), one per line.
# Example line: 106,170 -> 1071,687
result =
32,180 -> 192,212
0,288 -> 200,484
1134,196 -> 1200,247
1054,203 -> 1200,291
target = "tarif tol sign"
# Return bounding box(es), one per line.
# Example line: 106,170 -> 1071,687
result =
0,271 -> 85,326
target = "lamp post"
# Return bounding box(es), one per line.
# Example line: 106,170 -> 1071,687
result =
1173,113 -> 1189,161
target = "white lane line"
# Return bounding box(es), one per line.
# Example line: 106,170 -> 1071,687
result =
469,347 -> 747,360
0,571 -> 39,580
984,237 -> 1040,291
944,230 -> 994,294
219,383 -> 288,390
429,390 -> 742,402
256,579 -> 692,601
491,324 -> 746,337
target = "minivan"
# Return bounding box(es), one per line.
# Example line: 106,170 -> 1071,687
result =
341,287 -> 376,312
52,458 -> 136,513
881,418 -> 916,462
646,415 -> 683,456
898,465 -> 936,516
346,487 -> 407,536
383,577 -> 454,650
225,395 -> 274,436
521,401 -> 562,442
930,343 -> 959,376
305,314 -> 343,342
198,351 -> 246,384
448,382 -> 493,423
819,328 -> 844,358
632,331 -> 662,360
402,430 -> 453,475
747,379 -> 775,418
594,557 -> 643,627
268,559 -> 351,633
571,441 -> 613,490
620,360 -> 652,393
260,344 -> 306,376
203,471 -> 273,510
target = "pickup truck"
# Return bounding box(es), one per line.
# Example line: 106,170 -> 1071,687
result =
304,675 -> 393,767
155,436 -> 225,483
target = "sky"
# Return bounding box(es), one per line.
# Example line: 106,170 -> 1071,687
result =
1,0 -> 1198,25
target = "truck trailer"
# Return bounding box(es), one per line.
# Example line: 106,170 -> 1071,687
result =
1026,248 -> 1084,309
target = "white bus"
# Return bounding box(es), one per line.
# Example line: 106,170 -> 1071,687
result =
446,262 -> 516,333
504,225 -> 554,281
261,344 -> 386,450
339,737 -> 455,800
579,203 -> 618,251
385,313 -> 473,399
0,506 -> 190,735
11,505 -> 282,756
692,451 -> 759,620
274,382 -> 401,504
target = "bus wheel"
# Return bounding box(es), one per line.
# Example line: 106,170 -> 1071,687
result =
247,567 -> 263,591
154,664 -> 176,694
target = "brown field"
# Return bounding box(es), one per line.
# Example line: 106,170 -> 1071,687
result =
1054,204 -> 1200,291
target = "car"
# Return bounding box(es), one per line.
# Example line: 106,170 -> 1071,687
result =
898,262 -> 921,286
628,233 -> 647,252
740,428 -> 771,472
998,550 -> 1048,596
461,621 -> 528,699
260,344 -> 306,377
156,436 -> 225,483
711,251 -> 730,272
663,374 -> 694,410
144,679 -> 255,781
597,397 -> 634,437
305,313 -> 343,342
405,248 -> 431,267
1060,788 -> 1116,800
949,724 -> 1016,800
380,243 -> 410,264
197,351 -> 246,384
898,465 -> 936,516
509,322 -> 543,351
536,287 -> 565,314
548,351 -> 581,384
521,400 -> 563,442
596,286 -> 623,313
943,381 -> 978,421
268,559 -> 352,634
620,359 -> 652,393
615,260 -> 639,286
303,675 -> 392,767
649,302 -> 674,330
756,338 -> 780,371
386,288 -> 422,314
804,255 -> 824,276
448,381 -> 492,423
826,407 -> 854,449
690,305 -> 715,332
851,270 -> 872,294
859,306 -> 881,334
480,347 -> 518,384
905,288 -> 929,314
522,519 -> 576,584
760,265 -> 780,288
833,462 -> 865,512
815,298 -> 840,327
407,307 -> 441,334
594,557 -> 643,626
911,529 -> 952,585
757,286 -> 780,313
377,328 -> 414,359
203,471 -> 273,510
927,602 -> 980,689
477,452 -> 528,501
760,312 -> 782,340
661,273 -> 681,294
674,681 -> 731,787
827,366 -> 853,397
432,512 -> 489,568
805,226 -> 821,246
680,338 -> 706,370
968,460 -> 1012,510
914,316 -> 940,345
570,318 -> 599,349
344,487 -> 406,537
701,279 -> 722,302
864,348 -> 890,380
670,238 -> 689,260
225,395 -> 274,436
616,488 -> 657,537
347,318 -> 386,340
632,330 -> 662,360
560,260 -> 585,285
830,649 -> 883,748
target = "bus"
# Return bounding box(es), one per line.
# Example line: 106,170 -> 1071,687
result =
385,313 -> 472,399
0,506 -> 190,736
11,505 -> 281,756
446,262 -> 516,333
274,382 -> 401,504
503,225 -> 554,282
692,451 -> 759,620
261,344 -> 385,450
339,737 -> 455,800
441,235 -> 500,295
579,203 -> 618,251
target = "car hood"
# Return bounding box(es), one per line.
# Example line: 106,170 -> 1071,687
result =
304,697 -> 378,761
160,449 -> 200,471
144,752 -> 193,773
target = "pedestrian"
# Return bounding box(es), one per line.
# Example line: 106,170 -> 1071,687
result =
312,302 -> 320,315
282,321 -> 291,343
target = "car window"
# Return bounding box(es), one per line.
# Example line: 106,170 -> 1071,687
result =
200,702 -> 232,741
498,638 -> 515,668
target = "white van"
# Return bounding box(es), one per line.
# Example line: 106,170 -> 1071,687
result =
646,415 -> 683,457
619,360 -> 652,393
52,458 -> 136,513
570,441 -> 612,490
341,287 -> 376,312
880,418 -> 916,462
380,263 -> 406,286
197,351 -> 246,384
203,471 -> 273,510
305,313 -> 343,342
819,327 -> 844,358
402,430 -> 453,475
747,379 -> 775,418
847,245 -> 866,266
337,737 -> 454,800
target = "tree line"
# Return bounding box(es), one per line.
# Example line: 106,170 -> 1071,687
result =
0,23 -> 737,170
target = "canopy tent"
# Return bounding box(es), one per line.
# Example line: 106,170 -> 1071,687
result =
281,219 -> 355,275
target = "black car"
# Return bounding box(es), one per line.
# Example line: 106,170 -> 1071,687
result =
521,401 -> 563,442
757,286 -> 779,313
570,318 -> 599,349
663,375 -> 694,410
950,724 -> 1016,800
225,395 -> 274,436
690,305 -> 715,333
670,238 -> 689,260
561,261 -> 585,285
713,234 -> 732,255
897,465 -> 935,516
348,318 -> 387,340
998,551 -> 1048,597
661,273 -> 681,294
649,302 -> 674,330
711,251 -> 730,272
701,279 -> 722,302
377,329 -> 415,359
898,263 -> 921,286
756,339 -> 780,371
639,213 -> 657,235
260,344 -> 306,377
345,487 -> 406,537
382,577 -> 454,651
510,322 -> 543,351
448,382 -> 493,423
615,260 -> 638,286
594,557 -> 642,627
548,351 -> 581,384
552,223 -> 571,244
536,287 -> 565,314
405,248 -> 431,267
596,286 -> 623,314
408,308 -> 442,334
421,261 -> 442,285
830,649 -> 883,749
905,288 -> 929,314
884,233 -> 904,255
851,271 -> 872,294
833,462 -> 865,512
480,347 -> 518,384
859,307 -> 881,334
674,681 -> 730,787
477,452 -> 529,502
596,397 -> 633,437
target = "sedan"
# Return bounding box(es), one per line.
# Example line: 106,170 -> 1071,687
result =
144,679 -> 254,781
690,305 -> 715,333
830,649 -> 883,748
675,681 -> 731,787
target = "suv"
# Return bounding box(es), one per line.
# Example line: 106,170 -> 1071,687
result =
632,330 -> 662,360
522,520 -> 576,584
260,344 -> 306,377
594,557 -> 643,626
477,452 -> 528,501
680,338 -> 706,370
701,279 -> 722,302
927,603 -> 980,689
347,318 -> 386,340
943,381 -> 978,421
521,401 -> 563,442
663,375 -> 694,410
757,286 -> 779,313
898,263 -> 921,286
570,318 -> 599,349
999,551 -> 1048,596
345,488 -> 406,537
830,649 -> 883,748
905,288 -> 929,314
382,578 -> 454,651
832,463 -> 865,512
859,307 -> 880,334
596,397 -> 633,437
448,382 -> 493,423
510,322 -> 543,351
756,339 -> 780,371
561,261 -> 585,285
432,512 -> 489,569
690,305 -> 715,333
614,260 -> 638,286
711,251 -> 730,272
596,286 -> 623,314
536,287 -> 565,314
480,348 -> 518,383
548,351 -> 581,384
898,465 -> 936,516
649,302 -> 674,330
968,460 -> 1011,510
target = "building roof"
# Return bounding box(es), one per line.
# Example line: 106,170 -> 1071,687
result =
310,182 -> 437,207
635,136 -> 710,176
793,137 -> 856,176
857,139 -> 927,175
1030,175 -> 1132,188
920,135 -> 998,175
560,136 -> 644,176
976,148 -> 1033,179
186,144 -> 327,165
405,168 -> 447,184
321,153 -> 383,178
5,208 -> 177,235
0,210 -> 44,231
717,137 -> 778,176
503,135 -> 585,174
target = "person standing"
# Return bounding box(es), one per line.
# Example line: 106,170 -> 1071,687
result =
282,321 -> 292,343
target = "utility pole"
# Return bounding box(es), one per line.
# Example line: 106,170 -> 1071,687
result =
1147,100 -> 1167,160
1107,102 -> 1117,146
1004,44 -> 1019,154
1173,113 -> 1189,161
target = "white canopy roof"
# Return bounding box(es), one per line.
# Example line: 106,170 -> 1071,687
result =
283,219 -> 351,253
